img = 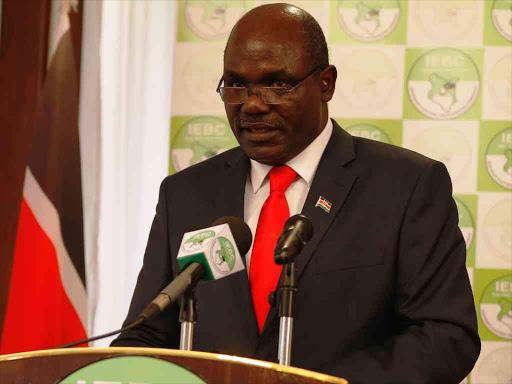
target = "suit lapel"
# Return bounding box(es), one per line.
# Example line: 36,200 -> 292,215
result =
296,123 -> 357,279
220,149 -> 260,337
214,148 -> 248,222
262,121 -> 357,335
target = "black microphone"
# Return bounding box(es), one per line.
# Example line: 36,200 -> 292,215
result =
274,214 -> 314,264
139,216 -> 252,321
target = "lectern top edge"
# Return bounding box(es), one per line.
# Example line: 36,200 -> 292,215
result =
0,347 -> 348,384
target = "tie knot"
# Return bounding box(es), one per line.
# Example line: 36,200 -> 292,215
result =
269,166 -> 297,193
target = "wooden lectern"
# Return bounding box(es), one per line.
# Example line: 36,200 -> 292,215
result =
0,347 -> 348,384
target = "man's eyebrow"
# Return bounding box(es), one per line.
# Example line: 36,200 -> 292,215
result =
223,69 -> 242,79
223,68 -> 291,80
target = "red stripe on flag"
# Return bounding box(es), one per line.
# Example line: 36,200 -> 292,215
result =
0,199 -> 87,354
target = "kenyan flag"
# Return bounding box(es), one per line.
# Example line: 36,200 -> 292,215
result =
0,1 -> 88,354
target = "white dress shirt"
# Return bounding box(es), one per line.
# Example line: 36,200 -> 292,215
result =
244,118 -> 333,273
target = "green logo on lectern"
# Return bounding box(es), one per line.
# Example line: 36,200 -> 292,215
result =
59,356 -> 206,384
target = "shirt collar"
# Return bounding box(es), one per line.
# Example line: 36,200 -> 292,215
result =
249,118 -> 333,193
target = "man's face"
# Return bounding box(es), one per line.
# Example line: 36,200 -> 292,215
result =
223,23 -> 326,166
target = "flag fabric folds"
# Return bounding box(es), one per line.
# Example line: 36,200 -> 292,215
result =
0,1 -> 88,354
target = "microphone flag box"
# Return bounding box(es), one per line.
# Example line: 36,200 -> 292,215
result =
177,224 -> 245,281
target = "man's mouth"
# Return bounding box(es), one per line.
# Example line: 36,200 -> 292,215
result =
239,122 -> 279,142
240,121 -> 276,132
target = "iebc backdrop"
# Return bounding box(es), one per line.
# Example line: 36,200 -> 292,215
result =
168,1 -> 512,383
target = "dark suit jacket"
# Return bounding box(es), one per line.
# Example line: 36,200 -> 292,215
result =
112,121 -> 480,384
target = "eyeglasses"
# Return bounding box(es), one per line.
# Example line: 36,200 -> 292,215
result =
216,66 -> 322,105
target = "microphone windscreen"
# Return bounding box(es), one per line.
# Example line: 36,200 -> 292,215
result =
285,214 -> 314,242
212,216 -> 253,255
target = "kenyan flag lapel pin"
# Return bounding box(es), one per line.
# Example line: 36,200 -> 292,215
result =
315,196 -> 332,213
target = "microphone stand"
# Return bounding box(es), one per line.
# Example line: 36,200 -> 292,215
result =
274,214 -> 314,366
179,286 -> 197,351
278,261 -> 297,366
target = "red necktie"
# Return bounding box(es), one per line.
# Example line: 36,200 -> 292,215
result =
250,165 -> 298,333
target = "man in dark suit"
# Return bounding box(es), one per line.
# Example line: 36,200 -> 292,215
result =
112,4 -> 480,383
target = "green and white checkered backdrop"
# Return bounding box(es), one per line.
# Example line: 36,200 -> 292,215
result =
168,2 -> 512,382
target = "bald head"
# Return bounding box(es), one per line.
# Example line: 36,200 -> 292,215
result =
220,3 -> 337,165
225,3 -> 329,71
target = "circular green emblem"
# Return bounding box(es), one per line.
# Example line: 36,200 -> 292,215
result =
472,346 -> 512,383
482,197 -> 512,261
183,230 -> 216,252
338,49 -> 398,109
485,127 -> 512,190
210,236 -> 236,274
346,123 -> 392,144
171,116 -> 238,172
59,356 -> 206,383
488,54 -> 512,114
411,127 -> 471,185
184,0 -> 247,41
413,1 -> 478,42
336,0 -> 401,42
480,275 -> 512,339
454,197 -> 475,252
182,46 -> 224,110
492,0 -> 512,42
407,48 -> 480,119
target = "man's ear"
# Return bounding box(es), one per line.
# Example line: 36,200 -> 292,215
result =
320,65 -> 337,102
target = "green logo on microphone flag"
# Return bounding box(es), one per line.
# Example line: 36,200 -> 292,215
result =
177,224 -> 245,281
177,0 -> 248,42
404,48 -> 482,120
170,116 -> 238,174
210,236 -> 236,274
478,122 -> 512,192
337,118 -> 402,146
454,195 -> 477,267
485,0 -> 512,45
178,228 -> 221,281
183,230 -> 216,251
329,0 -> 406,44
474,270 -> 512,341
60,356 -> 206,383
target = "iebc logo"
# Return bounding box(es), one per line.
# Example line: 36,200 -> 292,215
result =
184,0 -> 246,41
480,275 -> 512,339
407,48 -> 480,119
336,0 -> 401,42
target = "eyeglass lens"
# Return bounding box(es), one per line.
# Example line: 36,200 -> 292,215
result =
220,87 -> 289,105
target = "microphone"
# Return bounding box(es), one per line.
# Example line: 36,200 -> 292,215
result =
274,214 -> 314,265
139,216 -> 252,320
55,217 -> 251,349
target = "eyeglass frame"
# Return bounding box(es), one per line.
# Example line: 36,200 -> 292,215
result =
215,66 -> 324,105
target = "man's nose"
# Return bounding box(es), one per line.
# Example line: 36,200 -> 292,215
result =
242,91 -> 270,114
